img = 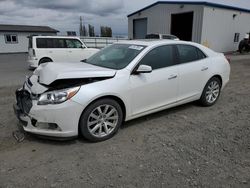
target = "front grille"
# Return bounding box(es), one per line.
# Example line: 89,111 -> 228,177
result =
16,89 -> 32,114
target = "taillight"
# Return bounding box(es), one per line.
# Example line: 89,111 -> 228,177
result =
32,49 -> 36,57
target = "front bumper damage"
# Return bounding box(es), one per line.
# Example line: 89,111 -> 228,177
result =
13,84 -> 84,139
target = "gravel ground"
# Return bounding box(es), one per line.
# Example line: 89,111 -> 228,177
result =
0,54 -> 250,187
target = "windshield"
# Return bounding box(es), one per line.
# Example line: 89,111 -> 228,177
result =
85,44 -> 146,70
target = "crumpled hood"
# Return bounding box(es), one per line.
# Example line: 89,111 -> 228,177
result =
34,62 -> 116,85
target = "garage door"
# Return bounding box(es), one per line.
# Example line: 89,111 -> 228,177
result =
133,18 -> 147,39
171,12 -> 194,41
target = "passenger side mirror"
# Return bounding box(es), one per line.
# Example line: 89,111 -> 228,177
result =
135,65 -> 152,74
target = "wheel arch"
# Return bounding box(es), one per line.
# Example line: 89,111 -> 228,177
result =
39,57 -> 53,65
200,74 -> 223,99
211,74 -> 223,86
199,74 -> 223,106
78,95 -> 127,135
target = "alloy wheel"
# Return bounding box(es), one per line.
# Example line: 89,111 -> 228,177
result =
87,104 -> 119,138
205,81 -> 220,104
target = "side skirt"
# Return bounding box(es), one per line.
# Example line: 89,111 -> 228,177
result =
125,94 -> 199,121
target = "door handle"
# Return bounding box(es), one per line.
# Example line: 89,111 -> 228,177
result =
48,51 -> 52,53
201,67 -> 208,71
168,75 -> 177,80
68,51 -> 72,53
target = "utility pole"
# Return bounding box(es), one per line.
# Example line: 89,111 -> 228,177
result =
79,16 -> 83,36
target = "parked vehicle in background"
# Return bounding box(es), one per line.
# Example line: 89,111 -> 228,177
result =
28,36 -> 99,68
14,40 -> 230,142
145,33 -> 179,40
238,33 -> 250,53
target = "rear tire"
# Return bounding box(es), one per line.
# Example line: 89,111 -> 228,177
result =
39,58 -> 52,65
199,77 -> 221,106
79,98 -> 123,142
238,40 -> 249,54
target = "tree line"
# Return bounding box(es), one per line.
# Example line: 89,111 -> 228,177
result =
79,16 -> 112,37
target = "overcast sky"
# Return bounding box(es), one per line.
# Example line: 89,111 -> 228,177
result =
0,0 -> 249,36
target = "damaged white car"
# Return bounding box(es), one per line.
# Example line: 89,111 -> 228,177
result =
14,40 -> 230,142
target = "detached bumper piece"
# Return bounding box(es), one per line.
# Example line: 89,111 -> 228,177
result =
13,104 -> 28,126
14,89 -> 33,126
14,89 -> 58,130
15,89 -> 33,115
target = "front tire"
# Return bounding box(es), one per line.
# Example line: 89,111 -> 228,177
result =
199,77 -> 221,106
79,98 -> 123,142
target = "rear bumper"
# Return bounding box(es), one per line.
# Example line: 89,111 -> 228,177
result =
222,65 -> 231,90
222,77 -> 229,90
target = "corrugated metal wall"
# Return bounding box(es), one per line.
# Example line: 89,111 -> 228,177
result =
128,4 -> 204,43
201,7 -> 250,52
128,3 -> 250,52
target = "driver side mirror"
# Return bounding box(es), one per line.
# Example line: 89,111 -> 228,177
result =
135,65 -> 152,74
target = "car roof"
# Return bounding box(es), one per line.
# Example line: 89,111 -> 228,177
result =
117,39 -> 217,56
117,39 -> 197,47
32,36 -> 80,39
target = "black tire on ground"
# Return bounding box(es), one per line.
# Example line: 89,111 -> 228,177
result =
239,45 -> 247,54
79,98 -> 123,142
39,58 -> 52,65
199,77 -> 222,107
238,40 -> 250,54
238,41 -> 245,53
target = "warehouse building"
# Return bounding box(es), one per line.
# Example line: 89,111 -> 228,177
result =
0,24 -> 58,53
128,1 -> 250,52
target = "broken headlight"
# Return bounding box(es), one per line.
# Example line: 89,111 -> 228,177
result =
37,86 -> 80,105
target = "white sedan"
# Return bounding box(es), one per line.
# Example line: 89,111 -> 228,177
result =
14,40 -> 230,142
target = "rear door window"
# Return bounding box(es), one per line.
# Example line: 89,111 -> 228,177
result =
65,39 -> 82,48
145,34 -> 160,39
54,39 -> 66,48
162,35 -> 177,40
176,45 -> 206,63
